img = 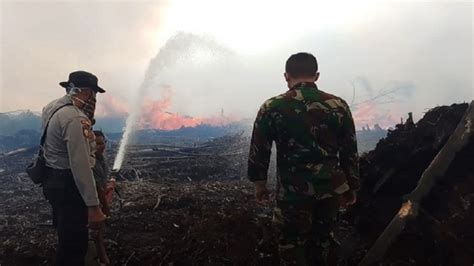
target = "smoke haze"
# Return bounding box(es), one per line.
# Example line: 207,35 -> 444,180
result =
1,0 -> 472,129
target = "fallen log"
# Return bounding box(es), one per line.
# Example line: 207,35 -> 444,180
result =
359,101 -> 474,266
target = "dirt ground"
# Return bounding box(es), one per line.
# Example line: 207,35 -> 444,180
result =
1,103 -> 473,265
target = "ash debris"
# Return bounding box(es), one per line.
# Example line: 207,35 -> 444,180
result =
1,103 -> 473,265
0,133 -> 280,265
351,103 -> 474,265
116,133 -> 251,181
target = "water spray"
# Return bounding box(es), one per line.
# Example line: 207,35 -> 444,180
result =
112,32 -> 232,172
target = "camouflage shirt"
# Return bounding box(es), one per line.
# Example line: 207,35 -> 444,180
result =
248,82 -> 360,202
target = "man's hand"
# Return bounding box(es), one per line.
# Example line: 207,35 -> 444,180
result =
340,190 -> 357,208
254,181 -> 270,203
88,206 -> 106,230
105,179 -> 116,206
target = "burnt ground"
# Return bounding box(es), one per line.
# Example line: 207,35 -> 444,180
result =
0,135 -> 285,266
0,171 -> 360,266
1,103 -> 474,265
0,178 -> 270,265
350,103 -> 474,265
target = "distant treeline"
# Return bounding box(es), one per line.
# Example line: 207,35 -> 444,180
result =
0,110 -> 387,153
0,111 -> 41,136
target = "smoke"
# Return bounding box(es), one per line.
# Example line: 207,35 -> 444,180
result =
139,87 -> 237,130
1,1 -> 471,132
95,95 -> 129,118
352,102 -> 401,129
347,78 -> 417,128
112,32 -> 233,170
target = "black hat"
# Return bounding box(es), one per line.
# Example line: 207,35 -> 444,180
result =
59,71 -> 106,93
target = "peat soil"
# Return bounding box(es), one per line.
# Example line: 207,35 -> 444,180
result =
1,103 -> 473,265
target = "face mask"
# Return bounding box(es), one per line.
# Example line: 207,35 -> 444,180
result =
82,96 -> 96,120
71,91 -> 96,120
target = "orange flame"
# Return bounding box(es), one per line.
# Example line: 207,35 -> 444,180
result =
140,89 -> 238,130
352,102 -> 401,129
96,89 -> 238,130
98,93 -> 401,131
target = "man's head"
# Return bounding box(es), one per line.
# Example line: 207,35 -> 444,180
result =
94,130 -> 107,156
60,71 -> 105,119
284,52 -> 320,88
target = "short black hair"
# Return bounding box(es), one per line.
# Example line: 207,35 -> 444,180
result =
285,52 -> 318,78
93,130 -> 105,138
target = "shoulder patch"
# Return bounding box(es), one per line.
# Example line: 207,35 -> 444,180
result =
80,119 -> 91,126
83,128 -> 90,138
81,119 -> 94,139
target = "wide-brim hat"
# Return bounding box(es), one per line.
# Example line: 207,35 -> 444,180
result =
59,71 -> 106,93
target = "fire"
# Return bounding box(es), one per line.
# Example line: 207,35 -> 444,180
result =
95,89 -> 238,130
140,90 -> 203,130
352,102 -> 401,130
139,89 -> 237,130
97,92 -> 401,131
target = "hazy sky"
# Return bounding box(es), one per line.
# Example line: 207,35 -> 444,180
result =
1,0 -> 472,128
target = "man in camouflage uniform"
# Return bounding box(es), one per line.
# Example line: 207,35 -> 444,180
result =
248,53 -> 359,265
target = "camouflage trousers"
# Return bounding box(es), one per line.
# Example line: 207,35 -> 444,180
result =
273,197 -> 340,266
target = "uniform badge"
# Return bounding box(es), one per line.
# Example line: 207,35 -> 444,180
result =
83,128 -> 90,138
80,119 -> 94,139
80,119 -> 91,126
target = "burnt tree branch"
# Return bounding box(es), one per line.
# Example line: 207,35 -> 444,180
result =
359,100 -> 474,266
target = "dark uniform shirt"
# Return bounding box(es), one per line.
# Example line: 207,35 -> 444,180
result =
248,82 -> 360,202
92,154 -> 109,189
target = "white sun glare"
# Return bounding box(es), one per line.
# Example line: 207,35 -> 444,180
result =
156,0 -> 373,54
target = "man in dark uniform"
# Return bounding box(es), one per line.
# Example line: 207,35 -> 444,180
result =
92,130 -> 114,216
248,53 -> 360,265
42,71 -> 106,266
